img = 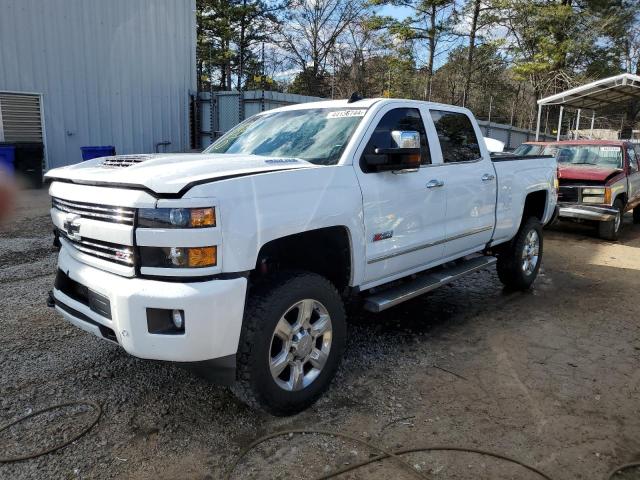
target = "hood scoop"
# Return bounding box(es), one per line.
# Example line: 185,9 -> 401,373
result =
101,154 -> 156,168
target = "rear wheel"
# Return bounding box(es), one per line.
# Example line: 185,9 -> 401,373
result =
497,217 -> 543,290
598,198 -> 624,240
232,271 -> 346,415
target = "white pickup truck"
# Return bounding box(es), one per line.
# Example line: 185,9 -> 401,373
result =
45,98 -> 557,414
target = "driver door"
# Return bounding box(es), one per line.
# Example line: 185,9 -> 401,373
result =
626,144 -> 640,207
354,105 -> 446,287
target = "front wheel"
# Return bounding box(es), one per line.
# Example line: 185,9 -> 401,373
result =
231,271 -> 346,415
598,198 -> 624,240
497,217 -> 543,290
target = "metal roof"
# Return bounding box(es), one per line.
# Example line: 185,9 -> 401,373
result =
537,73 -> 640,110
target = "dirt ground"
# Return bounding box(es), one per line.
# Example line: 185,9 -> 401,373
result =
1,189 -> 639,480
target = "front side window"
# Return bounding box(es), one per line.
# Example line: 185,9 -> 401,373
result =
205,108 -> 367,166
430,110 -> 481,163
361,108 -> 431,169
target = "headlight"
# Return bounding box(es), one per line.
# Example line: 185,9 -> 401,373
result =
582,196 -> 605,204
581,187 -> 611,205
140,246 -> 217,268
138,207 -> 216,228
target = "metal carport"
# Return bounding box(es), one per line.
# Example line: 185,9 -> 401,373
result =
535,73 -> 640,141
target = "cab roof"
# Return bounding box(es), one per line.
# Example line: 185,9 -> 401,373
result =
263,97 -> 471,114
525,140 -> 629,146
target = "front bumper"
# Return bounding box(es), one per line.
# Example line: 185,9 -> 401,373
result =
51,247 -> 247,365
558,203 -> 618,222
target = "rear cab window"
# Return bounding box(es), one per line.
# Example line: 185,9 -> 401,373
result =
429,110 -> 482,163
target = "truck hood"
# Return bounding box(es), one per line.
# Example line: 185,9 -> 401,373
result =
557,164 -> 622,183
44,153 -> 316,194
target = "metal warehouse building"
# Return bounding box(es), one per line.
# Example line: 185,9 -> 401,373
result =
0,0 -> 196,176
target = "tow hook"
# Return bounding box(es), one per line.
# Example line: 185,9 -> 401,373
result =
47,290 -> 55,308
53,229 -> 61,250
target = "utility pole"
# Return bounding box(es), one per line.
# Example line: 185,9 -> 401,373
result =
557,106 -> 564,141
331,56 -> 335,99
487,96 -> 493,124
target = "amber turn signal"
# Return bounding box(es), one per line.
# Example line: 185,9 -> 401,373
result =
188,246 -> 217,267
190,208 -> 216,227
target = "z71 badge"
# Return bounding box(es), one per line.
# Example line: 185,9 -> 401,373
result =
373,230 -> 393,242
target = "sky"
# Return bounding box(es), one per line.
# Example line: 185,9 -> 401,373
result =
271,2 -> 468,82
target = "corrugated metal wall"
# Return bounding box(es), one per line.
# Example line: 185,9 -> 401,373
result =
199,90 -> 324,148
476,120 -> 555,149
0,0 -> 196,169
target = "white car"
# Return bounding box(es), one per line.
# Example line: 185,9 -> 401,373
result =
45,98 -> 557,414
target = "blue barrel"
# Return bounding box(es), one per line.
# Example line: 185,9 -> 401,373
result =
0,145 -> 16,174
80,145 -> 115,161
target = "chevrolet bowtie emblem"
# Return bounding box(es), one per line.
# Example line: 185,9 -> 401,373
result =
63,214 -> 81,241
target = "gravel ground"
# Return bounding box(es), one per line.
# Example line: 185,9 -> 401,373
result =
1,189 -> 639,480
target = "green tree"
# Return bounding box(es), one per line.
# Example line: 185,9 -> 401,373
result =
277,0 -> 366,96
197,0 -> 283,91
370,0 -> 457,96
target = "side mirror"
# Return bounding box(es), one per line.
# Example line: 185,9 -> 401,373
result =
363,130 -> 421,172
484,137 -> 504,153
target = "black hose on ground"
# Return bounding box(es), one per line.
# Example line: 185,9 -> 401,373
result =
225,429 -> 640,480
0,401 -> 101,463
606,462 -> 640,480
2,403 -> 637,478
223,429 -> 555,480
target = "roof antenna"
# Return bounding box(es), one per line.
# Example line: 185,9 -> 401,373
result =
347,92 -> 363,103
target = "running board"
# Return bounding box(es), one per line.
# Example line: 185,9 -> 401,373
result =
363,255 -> 497,312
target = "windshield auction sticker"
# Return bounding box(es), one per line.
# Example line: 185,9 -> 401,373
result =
327,109 -> 367,119
600,146 -> 620,152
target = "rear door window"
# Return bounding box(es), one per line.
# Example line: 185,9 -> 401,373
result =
430,110 -> 482,163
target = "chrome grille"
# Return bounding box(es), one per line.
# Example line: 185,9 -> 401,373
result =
59,232 -> 135,266
52,197 -> 135,225
101,155 -> 152,167
558,186 -> 579,203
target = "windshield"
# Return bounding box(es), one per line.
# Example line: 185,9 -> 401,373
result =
552,145 -> 623,168
204,108 -> 367,165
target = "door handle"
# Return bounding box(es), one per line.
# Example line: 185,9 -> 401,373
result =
481,173 -> 496,181
426,179 -> 445,189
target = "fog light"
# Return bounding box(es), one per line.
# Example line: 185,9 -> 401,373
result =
172,309 -> 184,329
147,308 -> 185,335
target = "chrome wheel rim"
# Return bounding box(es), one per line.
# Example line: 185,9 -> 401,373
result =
614,211 -> 621,232
521,229 -> 540,276
269,299 -> 332,392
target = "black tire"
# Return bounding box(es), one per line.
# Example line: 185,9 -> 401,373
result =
497,217 -> 543,290
231,270 -> 346,415
598,198 -> 624,240
633,207 -> 640,224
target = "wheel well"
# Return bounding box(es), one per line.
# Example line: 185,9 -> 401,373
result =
522,190 -> 547,222
252,227 -> 352,293
614,193 -> 627,206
